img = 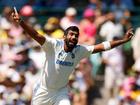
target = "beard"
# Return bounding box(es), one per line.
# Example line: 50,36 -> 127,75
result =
65,38 -> 77,49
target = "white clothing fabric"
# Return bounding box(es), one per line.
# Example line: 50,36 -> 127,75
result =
107,98 -> 119,105
60,17 -> 78,30
132,28 -> 140,71
32,36 -> 94,105
29,49 -> 45,70
0,16 -> 11,29
99,21 -> 123,40
32,87 -> 70,105
102,48 -> 124,89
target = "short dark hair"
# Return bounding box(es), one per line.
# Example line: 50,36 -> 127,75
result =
64,26 -> 79,36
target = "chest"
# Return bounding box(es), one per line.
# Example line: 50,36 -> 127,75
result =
55,50 -> 76,67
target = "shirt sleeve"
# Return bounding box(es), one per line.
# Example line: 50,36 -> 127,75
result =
78,45 -> 94,60
41,35 -> 57,52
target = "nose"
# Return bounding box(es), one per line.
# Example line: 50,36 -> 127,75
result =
71,36 -> 78,43
72,36 -> 77,41
72,34 -> 78,39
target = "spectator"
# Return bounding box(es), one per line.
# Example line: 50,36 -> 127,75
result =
87,0 -> 107,12
120,10 -> 132,33
110,0 -> 128,22
121,0 -> 134,11
79,8 -> 96,45
135,96 -> 140,105
0,6 -> 12,31
44,17 -> 64,39
102,37 -> 125,97
60,7 -> 79,30
99,11 -> 123,41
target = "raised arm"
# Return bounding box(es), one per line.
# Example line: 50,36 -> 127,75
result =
11,9 -> 45,45
92,28 -> 134,53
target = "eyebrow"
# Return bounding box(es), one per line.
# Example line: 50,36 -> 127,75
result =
69,31 -> 78,35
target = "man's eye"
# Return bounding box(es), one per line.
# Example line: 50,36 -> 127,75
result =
69,33 -> 73,35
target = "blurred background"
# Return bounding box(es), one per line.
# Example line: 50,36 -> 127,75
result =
0,0 -> 140,105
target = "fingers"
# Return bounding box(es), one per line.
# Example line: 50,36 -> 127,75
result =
11,12 -> 17,19
11,7 -> 19,18
11,12 -> 15,17
127,28 -> 133,33
127,28 -> 134,36
129,31 -> 134,36
128,28 -> 134,32
129,30 -> 134,35
11,11 -> 20,23
11,11 -> 19,18
124,28 -> 134,41
128,28 -> 135,39
13,7 -> 18,14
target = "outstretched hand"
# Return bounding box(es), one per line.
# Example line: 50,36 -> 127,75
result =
11,8 -> 21,23
124,28 -> 134,41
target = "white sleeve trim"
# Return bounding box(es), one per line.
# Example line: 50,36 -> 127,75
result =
87,45 -> 95,54
102,41 -> 111,50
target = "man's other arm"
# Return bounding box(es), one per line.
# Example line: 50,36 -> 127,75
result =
92,28 -> 134,53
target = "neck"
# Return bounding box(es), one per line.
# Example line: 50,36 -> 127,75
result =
64,43 -> 73,52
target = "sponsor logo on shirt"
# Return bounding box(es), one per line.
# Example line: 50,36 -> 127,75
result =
56,59 -> 74,66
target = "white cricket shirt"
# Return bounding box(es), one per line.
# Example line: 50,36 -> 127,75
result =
39,36 -> 94,90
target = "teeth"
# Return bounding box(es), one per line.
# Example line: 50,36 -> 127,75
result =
70,42 -> 74,45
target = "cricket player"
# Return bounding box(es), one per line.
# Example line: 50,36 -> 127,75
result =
11,9 -> 134,105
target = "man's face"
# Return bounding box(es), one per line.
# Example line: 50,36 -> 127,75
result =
64,30 -> 79,49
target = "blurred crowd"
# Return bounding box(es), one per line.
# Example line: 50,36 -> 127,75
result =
0,0 -> 140,105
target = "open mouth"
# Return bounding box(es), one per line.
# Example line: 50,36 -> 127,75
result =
69,42 -> 75,46
69,40 -> 77,46
65,38 -> 77,48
